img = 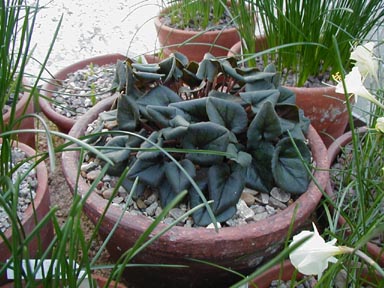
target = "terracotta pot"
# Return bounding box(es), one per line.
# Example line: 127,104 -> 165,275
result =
2,80 -> 35,148
154,6 -> 240,62
62,96 -> 329,287
326,127 -> 384,267
39,54 -> 126,133
228,39 -> 350,147
0,142 -> 52,284
250,260 -> 306,288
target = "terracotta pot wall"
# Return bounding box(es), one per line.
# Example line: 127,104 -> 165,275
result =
62,97 -> 329,287
2,82 -> 35,149
0,142 -> 52,285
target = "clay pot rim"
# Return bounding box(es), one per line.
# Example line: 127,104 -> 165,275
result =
0,141 -> 49,239
154,5 -> 239,36
62,94 -> 329,244
38,53 -> 127,133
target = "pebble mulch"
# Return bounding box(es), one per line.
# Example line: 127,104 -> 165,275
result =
50,63 -> 116,120
0,146 -> 37,232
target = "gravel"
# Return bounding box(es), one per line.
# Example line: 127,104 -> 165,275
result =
50,63 -> 116,120
0,146 -> 37,233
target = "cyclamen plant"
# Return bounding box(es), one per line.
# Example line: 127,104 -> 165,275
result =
92,52 -> 312,226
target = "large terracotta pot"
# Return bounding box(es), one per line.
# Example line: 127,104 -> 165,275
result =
2,81 -> 35,148
154,6 -> 240,62
326,127 -> 383,267
39,54 -> 126,133
228,39 -> 350,147
0,141 -> 52,284
62,96 -> 329,287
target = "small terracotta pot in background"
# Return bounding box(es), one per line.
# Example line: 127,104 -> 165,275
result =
0,141 -> 52,285
154,6 -> 240,62
2,81 -> 35,148
228,38 -> 350,147
39,54 -> 126,133
326,127 -> 383,267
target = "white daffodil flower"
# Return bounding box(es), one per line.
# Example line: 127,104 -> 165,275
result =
350,42 -> 378,81
289,223 -> 351,279
335,67 -> 384,109
376,117 -> 384,133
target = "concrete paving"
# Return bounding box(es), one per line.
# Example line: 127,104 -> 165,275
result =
28,0 -> 161,77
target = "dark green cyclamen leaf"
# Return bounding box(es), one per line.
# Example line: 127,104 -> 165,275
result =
164,159 -> 196,195
247,101 -> 282,146
240,89 -> 280,114
111,60 -> 127,92
272,138 -> 311,194
127,158 -> 165,187
299,109 -> 310,134
263,63 -> 280,88
275,104 -> 300,123
99,110 -> 117,122
131,62 -> 160,73
172,51 -> 189,67
126,129 -> 147,148
169,114 -> 190,128
188,176 -> 211,226
102,135 -> 131,163
208,90 -> 246,106
117,94 -> 140,131
146,105 -> 178,128
189,168 -> 240,227
158,52 -> 187,83
196,53 -> 219,82
277,86 -> 296,104
158,178 -> 179,208
208,163 -> 245,215
100,135 -> 131,176
206,97 -> 248,134
136,131 -> 163,161
182,63 -> 202,88
162,126 -> 189,140
226,143 -> 252,168
182,122 -> 229,165
246,141 -> 275,193
136,85 -> 182,108
170,98 -> 209,122
134,71 -> 164,81
121,177 -> 146,199
220,59 -> 244,82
